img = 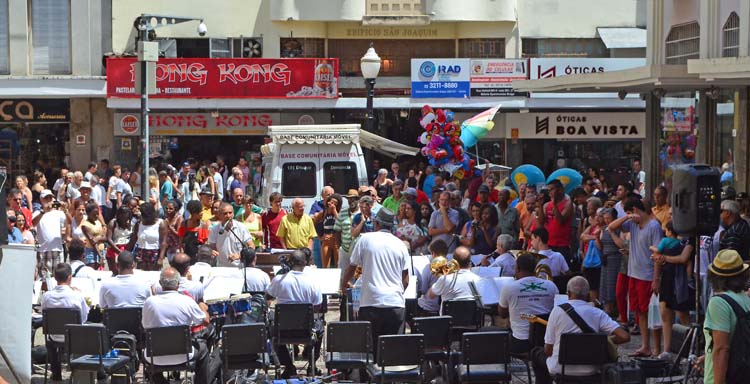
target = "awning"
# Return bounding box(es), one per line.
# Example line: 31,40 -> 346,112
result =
359,129 -> 420,158
512,65 -> 709,94
597,27 -> 647,49
688,56 -> 750,82
0,78 -> 106,98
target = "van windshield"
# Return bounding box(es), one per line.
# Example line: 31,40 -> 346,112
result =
282,162 -> 317,197
324,161 -> 358,193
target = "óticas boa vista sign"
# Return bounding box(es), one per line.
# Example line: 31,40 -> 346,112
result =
106,58 -> 339,99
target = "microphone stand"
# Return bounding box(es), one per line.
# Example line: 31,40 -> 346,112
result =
224,221 -> 252,294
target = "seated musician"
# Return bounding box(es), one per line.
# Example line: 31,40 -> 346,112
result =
189,245 -> 215,283
239,247 -> 271,293
530,228 -> 570,292
153,253 -> 204,302
266,249 -> 323,379
68,238 -> 97,280
427,246 -> 480,311
99,250 -> 152,308
41,263 -> 89,381
416,239 -> 448,316
530,276 -> 629,384
480,234 -> 517,277
498,252 -> 558,354
142,268 -> 212,384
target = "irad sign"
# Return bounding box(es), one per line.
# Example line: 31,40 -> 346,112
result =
507,112 -> 645,140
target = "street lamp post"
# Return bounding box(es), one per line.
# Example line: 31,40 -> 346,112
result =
360,45 -> 381,133
135,14 -> 206,198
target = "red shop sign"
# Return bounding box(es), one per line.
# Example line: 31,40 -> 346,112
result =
106,57 -> 339,99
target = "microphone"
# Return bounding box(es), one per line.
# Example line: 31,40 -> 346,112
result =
218,220 -> 230,235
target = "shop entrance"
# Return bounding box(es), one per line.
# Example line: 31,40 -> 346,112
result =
0,122 -> 69,181
162,135 -> 268,166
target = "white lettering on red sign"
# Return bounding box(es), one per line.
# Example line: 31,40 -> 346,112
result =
129,63 -> 209,85
217,63 -> 292,86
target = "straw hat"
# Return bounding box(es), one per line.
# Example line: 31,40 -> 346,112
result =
709,249 -> 750,277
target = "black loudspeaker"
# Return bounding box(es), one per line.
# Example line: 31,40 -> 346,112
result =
671,164 -> 721,236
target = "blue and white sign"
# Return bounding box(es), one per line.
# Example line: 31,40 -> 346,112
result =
411,59 -> 471,98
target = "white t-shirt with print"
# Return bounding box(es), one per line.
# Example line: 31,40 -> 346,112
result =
498,276 -> 558,340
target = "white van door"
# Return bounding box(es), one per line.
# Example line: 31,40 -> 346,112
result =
318,143 -> 365,196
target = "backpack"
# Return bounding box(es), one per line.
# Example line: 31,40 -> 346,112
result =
713,294 -> 750,383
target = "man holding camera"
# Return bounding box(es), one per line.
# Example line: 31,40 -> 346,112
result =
33,190 -> 67,279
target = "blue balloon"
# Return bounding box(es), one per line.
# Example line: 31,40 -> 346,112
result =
510,164 -> 545,190
546,168 -> 583,194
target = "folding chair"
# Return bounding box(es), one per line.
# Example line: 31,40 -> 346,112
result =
457,331 -> 512,383
222,323 -> 270,382
441,300 -> 482,341
556,333 -> 609,384
42,308 -> 81,383
325,321 -> 372,377
413,316 -> 451,381
143,325 -> 195,383
102,307 -> 143,342
273,303 -> 316,377
366,334 -> 425,384
65,324 -> 132,383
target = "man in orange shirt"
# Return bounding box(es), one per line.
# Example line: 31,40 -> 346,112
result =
651,186 -> 671,232
517,185 -> 537,247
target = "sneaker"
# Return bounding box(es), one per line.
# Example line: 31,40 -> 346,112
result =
657,351 -> 673,360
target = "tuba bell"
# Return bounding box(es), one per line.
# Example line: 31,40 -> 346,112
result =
519,251 -> 553,280
430,256 -> 460,277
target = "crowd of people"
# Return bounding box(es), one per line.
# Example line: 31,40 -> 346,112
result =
23,154 -> 750,383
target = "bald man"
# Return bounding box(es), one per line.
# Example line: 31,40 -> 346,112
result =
277,198 -> 317,250
428,246 -> 480,309
153,253 -> 204,301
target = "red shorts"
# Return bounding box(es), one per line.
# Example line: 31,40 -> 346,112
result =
628,277 -> 652,315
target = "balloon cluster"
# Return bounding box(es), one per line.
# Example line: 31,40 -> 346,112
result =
418,105 -> 476,179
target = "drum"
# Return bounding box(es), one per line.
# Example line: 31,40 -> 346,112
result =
206,298 -> 229,318
230,293 -> 252,316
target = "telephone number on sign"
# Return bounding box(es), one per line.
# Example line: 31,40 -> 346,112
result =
426,82 -> 459,89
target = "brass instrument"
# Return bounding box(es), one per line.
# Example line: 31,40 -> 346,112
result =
430,256 -> 460,277
519,251 -> 553,280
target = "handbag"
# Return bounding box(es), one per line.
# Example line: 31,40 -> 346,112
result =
583,240 -> 602,268
559,303 -> 618,362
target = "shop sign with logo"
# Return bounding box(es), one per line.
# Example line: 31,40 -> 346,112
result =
469,59 -> 528,97
506,112 -> 646,140
106,58 -> 339,99
411,59 -> 471,98
529,58 -> 645,80
0,99 -> 69,122
114,112 -> 280,136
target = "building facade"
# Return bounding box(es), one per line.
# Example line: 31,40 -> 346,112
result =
103,0 -> 648,178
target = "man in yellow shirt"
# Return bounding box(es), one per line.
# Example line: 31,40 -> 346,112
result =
651,186 -> 671,232
277,198 -> 317,250
199,186 -> 214,222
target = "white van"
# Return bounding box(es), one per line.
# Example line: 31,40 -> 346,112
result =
259,124 -> 419,210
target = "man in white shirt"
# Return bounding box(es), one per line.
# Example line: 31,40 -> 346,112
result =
142,268 -> 211,384
68,239 -> 97,280
189,245 -> 215,285
41,263 -> 89,380
341,207 -> 410,358
531,276 -> 629,384
266,250 -> 322,378
33,190 -> 67,279
498,252 -> 558,354
482,234 -> 517,277
416,239 -> 449,316
209,203 -> 254,267
99,251 -> 152,308
531,228 -> 571,292
428,246 -> 480,307
153,253 -> 204,302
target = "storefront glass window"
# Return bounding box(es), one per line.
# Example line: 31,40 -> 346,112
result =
282,162 -> 317,197
716,90 -> 737,185
659,93 -> 698,190
324,161 -> 358,194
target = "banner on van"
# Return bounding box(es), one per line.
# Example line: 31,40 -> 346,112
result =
106,58 -> 339,99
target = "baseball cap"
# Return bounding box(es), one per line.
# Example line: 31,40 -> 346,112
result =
402,187 -> 418,197
79,181 -> 92,190
199,185 -> 214,196
40,189 -> 53,199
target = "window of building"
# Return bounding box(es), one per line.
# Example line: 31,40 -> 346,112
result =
282,162 -> 317,197
521,38 -> 608,58
329,39 -> 454,76
280,38 -> 325,58
30,0 -> 71,74
367,1 -> 423,15
459,39 -> 505,58
723,12 -> 740,58
0,0 -> 8,74
665,22 -> 700,64
324,162 -> 358,194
